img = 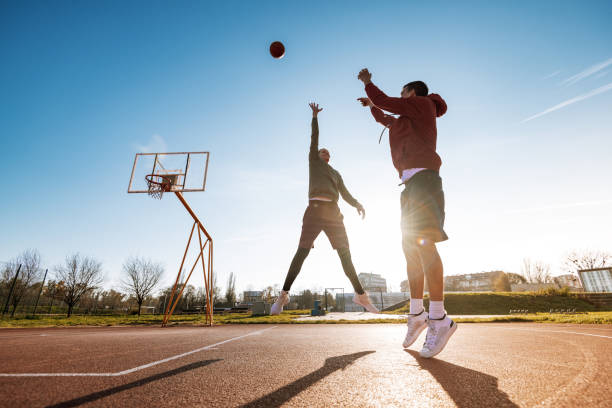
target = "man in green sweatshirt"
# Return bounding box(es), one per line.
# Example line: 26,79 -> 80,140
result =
271,102 -> 379,315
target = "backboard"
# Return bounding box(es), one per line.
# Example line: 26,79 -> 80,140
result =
128,152 -> 210,194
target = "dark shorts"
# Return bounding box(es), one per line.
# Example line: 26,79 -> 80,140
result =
401,170 -> 448,246
298,201 -> 349,249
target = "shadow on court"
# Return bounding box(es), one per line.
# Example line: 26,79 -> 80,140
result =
240,351 -> 375,408
405,350 -> 518,407
47,359 -> 222,408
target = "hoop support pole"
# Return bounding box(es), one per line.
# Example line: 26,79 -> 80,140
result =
162,221 -> 197,326
160,192 -> 213,327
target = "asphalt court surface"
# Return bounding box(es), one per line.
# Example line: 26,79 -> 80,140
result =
0,323 -> 610,407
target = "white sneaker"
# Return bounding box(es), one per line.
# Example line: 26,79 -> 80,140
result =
270,290 -> 289,315
353,292 -> 380,314
419,315 -> 457,358
402,310 -> 428,348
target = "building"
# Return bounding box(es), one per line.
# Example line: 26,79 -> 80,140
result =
578,268 -> 612,292
358,273 -> 387,293
242,291 -> 263,303
444,271 -> 506,292
553,274 -> 582,289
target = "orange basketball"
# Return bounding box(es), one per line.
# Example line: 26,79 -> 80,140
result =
270,41 -> 285,59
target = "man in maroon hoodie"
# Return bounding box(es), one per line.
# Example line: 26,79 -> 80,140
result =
357,68 -> 456,358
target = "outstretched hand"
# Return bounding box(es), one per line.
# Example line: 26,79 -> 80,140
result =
357,97 -> 373,107
357,68 -> 372,84
309,102 -> 323,117
357,205 -> 366,220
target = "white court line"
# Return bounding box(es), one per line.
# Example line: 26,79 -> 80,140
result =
500,327 -> 612,339
0,326 -> 277,377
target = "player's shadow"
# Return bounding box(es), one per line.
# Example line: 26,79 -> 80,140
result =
241,350 -> 375,408
405,350 -> 518,407
46,359 -> 222,408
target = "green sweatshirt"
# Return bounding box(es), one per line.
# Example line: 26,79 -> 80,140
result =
308,117 -> 362,208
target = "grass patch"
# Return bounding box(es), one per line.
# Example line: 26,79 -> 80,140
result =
387,292 -> 600,315
2,311 -> 611,327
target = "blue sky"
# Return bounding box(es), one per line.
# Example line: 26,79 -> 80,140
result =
1,1 -> 611,295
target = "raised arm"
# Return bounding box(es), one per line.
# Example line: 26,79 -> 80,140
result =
309,102 -> 323,161
358,97 -> 396,127
358,68 -> 421,118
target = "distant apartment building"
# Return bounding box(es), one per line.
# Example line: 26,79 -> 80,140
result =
554,274 -> 582,289
358,273 -> 387,293
578,268 -> 612,292
444,271 -> 505,292
242,291 -> 263,303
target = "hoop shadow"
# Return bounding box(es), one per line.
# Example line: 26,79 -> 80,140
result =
241,351 -> 375,408
405,350 -> 518,407
47,359 -> 222,408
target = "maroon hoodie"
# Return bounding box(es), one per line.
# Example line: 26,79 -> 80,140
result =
365,82 -> 447,177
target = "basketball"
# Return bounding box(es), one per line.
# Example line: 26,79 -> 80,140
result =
269,41 -> 285,59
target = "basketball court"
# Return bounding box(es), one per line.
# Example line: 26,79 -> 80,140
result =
1,323 -> 610,407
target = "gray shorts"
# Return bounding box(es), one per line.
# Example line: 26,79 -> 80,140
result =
400,170 -> 448,246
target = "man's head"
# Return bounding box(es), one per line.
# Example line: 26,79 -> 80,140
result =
318,148 -> 330,163
401,81 -> 428,98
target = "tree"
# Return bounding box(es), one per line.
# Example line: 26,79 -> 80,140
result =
43,280 -> 66,313
2,250 -> 43,316
211,274 -> 222,306
563,249 -> 611,273
55,254 -> 103,317
225,272 -> 236,306
98,289 -> 126,312
493,273 -> 511,292
262,286 -> 275,303
300,290 -> 313,309
506,272 -> 527,285
121,257 -> 163,316
521,258 -> 552,284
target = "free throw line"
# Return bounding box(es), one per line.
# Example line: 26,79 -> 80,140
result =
0,326 -> 277,377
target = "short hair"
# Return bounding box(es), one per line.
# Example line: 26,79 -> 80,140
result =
403,81 -> 428,96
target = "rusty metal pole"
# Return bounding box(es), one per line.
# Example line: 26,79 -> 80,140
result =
171,191 -> 214,326
32,269 -> 48,316
163,222 -> 197,326
2,264 -> 21,316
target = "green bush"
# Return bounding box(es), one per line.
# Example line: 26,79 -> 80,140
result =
536,286 -> 571,297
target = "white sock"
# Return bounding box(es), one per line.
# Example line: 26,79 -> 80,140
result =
409,298 -> 424,315
429,300 -> 445,320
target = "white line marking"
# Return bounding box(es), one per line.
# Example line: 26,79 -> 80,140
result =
500,327 -> 612,339
0,326 -> 277,377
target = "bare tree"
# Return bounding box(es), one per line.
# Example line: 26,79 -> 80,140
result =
121,257 -> 163,316
262,286 -> 274,303
2,249 -> 42,316
211,274 -> 222,306
506,272 -> 527,285
225,272 -> 236,306
493,273 -> 511,292
55,254 -> 103,317
563,249 -> 611,273
521,258 -> 552,284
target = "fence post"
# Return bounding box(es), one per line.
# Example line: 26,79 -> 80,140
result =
32,269 -> 48,316
2,264 -> 22,316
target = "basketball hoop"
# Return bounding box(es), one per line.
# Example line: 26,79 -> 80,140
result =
145,174 -> 173,199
